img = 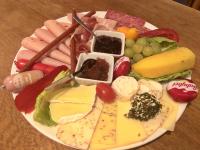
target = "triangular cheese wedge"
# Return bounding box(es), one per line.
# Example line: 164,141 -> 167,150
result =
56,99 -> 103,150
90,101 -> 117,150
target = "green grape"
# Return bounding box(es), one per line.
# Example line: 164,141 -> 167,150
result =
133,54 -> 144,62
150,41 -> 161,54
125,39 -> 135,48
124,48 -> 135,58
136,37 -> 148,46
132,44 -> 144,54
142,46 -> 153,57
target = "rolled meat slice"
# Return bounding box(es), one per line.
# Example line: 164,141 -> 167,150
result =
44,20 -> 71,49
21,37 -> 70,64
44,20 -> 66,37
35,28 -> 70,56
17,50 -> 70,68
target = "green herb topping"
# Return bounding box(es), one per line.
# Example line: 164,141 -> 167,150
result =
125,93 -> 162,121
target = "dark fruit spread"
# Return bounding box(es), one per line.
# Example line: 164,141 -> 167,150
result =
94,35 -> 122,54
78,58 -> 109,81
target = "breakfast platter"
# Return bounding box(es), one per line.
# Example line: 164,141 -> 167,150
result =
2,10 -> 198,150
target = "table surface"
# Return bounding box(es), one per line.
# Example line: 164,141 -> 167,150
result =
0,0 -> 200,150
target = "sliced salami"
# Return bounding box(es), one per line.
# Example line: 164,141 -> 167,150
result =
105,9 -> 145,31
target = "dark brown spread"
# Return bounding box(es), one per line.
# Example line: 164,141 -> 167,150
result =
78,58 -> 109,81
93,35 -> 122,54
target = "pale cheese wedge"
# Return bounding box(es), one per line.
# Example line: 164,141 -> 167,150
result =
56,99 -> 103,150
90,102 -> 117,150
50,85 -> 96,104
161,90 -> 179,131
49,85 -> 96,124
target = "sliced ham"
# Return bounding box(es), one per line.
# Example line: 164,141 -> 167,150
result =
34,28 -> 70,55
105,9 -> 145,32
21,37 -> 70,65
17,50 -> 70,68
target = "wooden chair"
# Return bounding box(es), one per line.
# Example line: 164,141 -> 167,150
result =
191,0 -> 200,9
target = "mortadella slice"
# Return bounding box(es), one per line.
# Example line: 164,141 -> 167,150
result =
21,37 -> 70,65
44,20 -> 66,37
34,28 -> 70,56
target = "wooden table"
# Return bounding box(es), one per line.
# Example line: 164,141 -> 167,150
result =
0,0 -> 200,149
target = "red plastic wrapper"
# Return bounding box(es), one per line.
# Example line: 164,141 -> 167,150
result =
167,79 -> 198,103
113,56 -> 131,79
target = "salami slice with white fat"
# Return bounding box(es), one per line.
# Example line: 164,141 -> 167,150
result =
105,9 -> 145,32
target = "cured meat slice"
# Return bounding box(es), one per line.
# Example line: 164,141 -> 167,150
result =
94,17 -> 117,31
105,9 -> 145,32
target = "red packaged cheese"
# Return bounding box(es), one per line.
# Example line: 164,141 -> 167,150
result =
167,79 -> 198,103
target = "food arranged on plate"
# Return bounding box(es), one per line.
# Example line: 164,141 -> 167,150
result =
1,9 -> 199,150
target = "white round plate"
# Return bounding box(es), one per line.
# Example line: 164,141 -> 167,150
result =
11,11 -> 187,150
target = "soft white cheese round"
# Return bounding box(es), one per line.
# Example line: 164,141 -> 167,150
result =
112,76 -> 138,100
138,79 -> 163,99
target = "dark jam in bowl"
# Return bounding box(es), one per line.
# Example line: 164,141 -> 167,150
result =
78,58 -> 109,81
94,35 -> 122,54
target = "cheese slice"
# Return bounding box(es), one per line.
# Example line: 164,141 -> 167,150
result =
161,90 -> 179,131
116,100 -> 147,146
50,103 -> 93,123
50,85 -> 96,104
56,99 -> 103,150
49,85 -> 96,124
90,102 -> 117,149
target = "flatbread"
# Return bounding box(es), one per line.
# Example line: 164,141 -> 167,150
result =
141,103 -> 169,136
56,99 -> 103,150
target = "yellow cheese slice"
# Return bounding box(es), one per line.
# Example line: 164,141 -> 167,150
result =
116,100 -> 147,146
50,85 -> 96,104
90,102 -> 117,150
49,85 -> 96,124
57,99 -> 103,150
50,103 -> 93,123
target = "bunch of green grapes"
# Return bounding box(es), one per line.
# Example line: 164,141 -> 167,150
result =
124,37 -> 161,63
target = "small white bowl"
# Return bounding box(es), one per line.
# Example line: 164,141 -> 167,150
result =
75,53 -> 114,85
91,30 -> 125,57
